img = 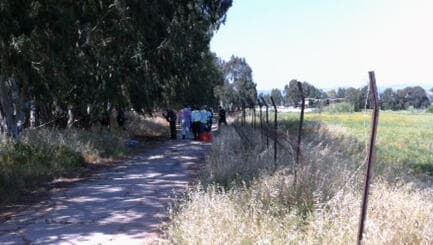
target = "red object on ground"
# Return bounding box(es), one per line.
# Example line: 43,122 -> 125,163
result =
199,132 -> 213,142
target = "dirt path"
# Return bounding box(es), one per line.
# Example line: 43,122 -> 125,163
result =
0,140 -> 211,244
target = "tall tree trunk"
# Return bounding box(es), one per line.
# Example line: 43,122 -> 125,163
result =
67,105 -> 74,128
11,78 -> 26,135
30,100 -> 37,129
0,106 -> 6,135
0,77 -> 18,137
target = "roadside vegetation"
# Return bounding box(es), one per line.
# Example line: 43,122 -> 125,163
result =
166,112 -> 433,244
0,113 -> 168,204
321,102 -> 355,113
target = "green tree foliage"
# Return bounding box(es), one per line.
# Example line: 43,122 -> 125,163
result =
336,88 -> 346,98
380,87 -> 430,110
0,0 -> 232,135
270,88 -> 284,106
214,56 -> 257,109
335,86 -> 430,111
344,87 -> 364,112
381,88 -> 399,110
283,80 -> 326,106
284,80 -> 302,106
326,86 -> 372,112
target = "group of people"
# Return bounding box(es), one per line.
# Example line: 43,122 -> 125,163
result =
163,105 -> 227,140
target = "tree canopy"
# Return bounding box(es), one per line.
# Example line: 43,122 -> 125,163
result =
214,55 -> 257,109
283,80 -> 326,106
380,87 -> 431,110
0,0 -> 233,136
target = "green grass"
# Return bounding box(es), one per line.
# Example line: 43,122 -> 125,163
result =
0,114 -> 169,204
0,129 -> 132,203
281,111 -> 433,175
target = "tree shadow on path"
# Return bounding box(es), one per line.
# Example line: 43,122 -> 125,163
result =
0,140 -> 210,244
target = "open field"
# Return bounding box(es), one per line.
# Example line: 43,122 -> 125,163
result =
281,111 -> 433,175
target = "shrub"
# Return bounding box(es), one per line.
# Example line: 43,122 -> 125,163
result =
0,141 -> 84,200
0,128 -> 129,203
0,114 -> 168,203
427,105 -> 433,113
322,102 -> 355,113
21,128 -> 129,163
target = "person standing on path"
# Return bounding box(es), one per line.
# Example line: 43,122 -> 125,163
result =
191,107 -> 201,140
200,106 -> 210,132
206,107 -> 213,131
180,105 -> 192,139
163,109 -> 177,139
117,107 -> 126,130
218,106 -> 227,127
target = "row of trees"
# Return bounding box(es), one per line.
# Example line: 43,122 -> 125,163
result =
262,82 -> 432,112
380,87 -> 432,110
260,80 -> 327,107
0,0 -> 233,136
328,86 -> 432,111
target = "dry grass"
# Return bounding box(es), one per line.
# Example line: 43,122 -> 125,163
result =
166,122 -> 433,244
0,112 -> 169,203
168,181 -> 433,244
125,111 -> 169,139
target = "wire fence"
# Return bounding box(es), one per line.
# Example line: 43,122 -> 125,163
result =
231,71 -> 380,244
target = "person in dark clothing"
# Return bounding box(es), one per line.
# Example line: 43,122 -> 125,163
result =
117,108 -> 125,129
207,107 -> 213,131
163,109 -> 177,139
191,106 -> 201,140
218,106 -> 227,127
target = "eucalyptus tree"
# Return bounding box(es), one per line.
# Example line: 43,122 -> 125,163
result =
216,56 -> 257,109
0,0 -> 232,136
284,80 -> 326,107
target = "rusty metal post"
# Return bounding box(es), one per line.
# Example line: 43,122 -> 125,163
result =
295,82 -> 306,185
258,99 -> 263,140
357,71 -> 380,245
261,97 -> 269,148
270,96 -> 278,166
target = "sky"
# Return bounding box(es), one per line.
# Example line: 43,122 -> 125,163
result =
210,0 -> 433,91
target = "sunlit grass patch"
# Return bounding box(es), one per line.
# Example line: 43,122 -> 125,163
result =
281,111 -> 433,175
